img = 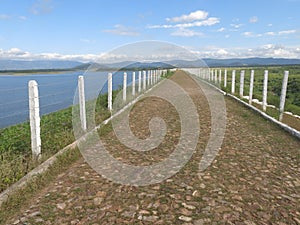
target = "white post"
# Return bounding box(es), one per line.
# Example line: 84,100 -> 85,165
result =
240,70 -> 245,98
231,70 -> 236,94
143,71 -> 146,90
108,73 -> 112,111
147,71 -> 150,86
132,72 -> 136,96
262,70 -> 268,112
151,70 -> 153,85
249,70 -> 254,105
78,76 -> 87,131
214,69 -> 218,83
138,71 -> 141,93
208,69 -> 211,81
28,80 -> 41,159
224,69 -> 227,88
219,69 -> 222,84
279,71 -> 289,121
123,72 -> 127,102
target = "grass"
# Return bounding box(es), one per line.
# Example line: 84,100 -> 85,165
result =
214,65 -> 300,116
0,147 -> 82,225
0,89 -> 121,193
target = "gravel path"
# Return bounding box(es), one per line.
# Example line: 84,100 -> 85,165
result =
5,71 -> 300,225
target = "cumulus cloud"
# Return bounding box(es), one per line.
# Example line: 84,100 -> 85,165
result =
166,10 -> 208,23
148,10 -> 219,30
149,17 -> 220,29
103,24 -> 139,36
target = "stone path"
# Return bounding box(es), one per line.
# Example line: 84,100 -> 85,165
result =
5,71 -> 300,225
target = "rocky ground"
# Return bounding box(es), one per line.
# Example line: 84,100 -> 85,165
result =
4,71 -> 300,225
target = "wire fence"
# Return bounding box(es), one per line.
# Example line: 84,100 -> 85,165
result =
184,67 -> 300,132
0,69 -> 166,193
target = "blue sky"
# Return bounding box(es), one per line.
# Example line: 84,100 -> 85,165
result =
0,0 -> 299,61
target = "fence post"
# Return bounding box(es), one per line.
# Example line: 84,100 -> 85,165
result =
28,80 -> 41,159
219,69 -> 222,84
249,70 -> 254,105
240,70 -> 245,98
214,69 -> 218,83
224,69 -> 227,88
231,70 -> 236,94
147,71 -> 150,86
279,71 -> 289,121
132,72 -> 136,96
108,73 -> 113,111
262,70 -> 268,112
138,71 -> 141,93
78,76 -> 87,131
123,72 -> 127,102
143,71 -> 146,90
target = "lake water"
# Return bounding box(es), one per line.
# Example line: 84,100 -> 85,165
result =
0,71 -> 135,128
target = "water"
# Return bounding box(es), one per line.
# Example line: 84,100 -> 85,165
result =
0,71 -> 134,128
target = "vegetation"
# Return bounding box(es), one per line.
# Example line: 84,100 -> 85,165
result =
215,65 -> 300,116
0,89 -> 121,193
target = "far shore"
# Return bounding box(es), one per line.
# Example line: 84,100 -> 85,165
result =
0,70 -> 80,76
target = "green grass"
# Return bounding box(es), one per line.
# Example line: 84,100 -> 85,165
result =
215,65 -> 300,116
0,89 -> 121,193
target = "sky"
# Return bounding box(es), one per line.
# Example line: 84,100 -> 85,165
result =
0,0 -> 300,62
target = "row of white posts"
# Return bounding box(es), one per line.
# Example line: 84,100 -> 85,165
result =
188,68 -> 289,122
28,69 -> 166,159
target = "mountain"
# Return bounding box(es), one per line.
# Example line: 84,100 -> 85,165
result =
1,57 -> 300,71
0,60 -> 83,71
202,57 -> 300,67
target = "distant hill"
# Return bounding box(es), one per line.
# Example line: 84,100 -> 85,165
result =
1,57 -> 300,71
202,57 -> 300,67
0,60 -> 83,71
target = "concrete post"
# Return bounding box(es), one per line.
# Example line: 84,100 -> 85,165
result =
231,70 -> 236,94
78,76 -> 87,131
279,71 -> 289,121
28,80 -> 41,159
240,70 -> 245,98
132,72 -> 136,96
108,73 -> 113,111
123,72 -> 127,102
249,70 -> 254,105
262,70 -> 268,112
224,69 -> 227,88
138,71 -> 141,93
143,71 -> 146,90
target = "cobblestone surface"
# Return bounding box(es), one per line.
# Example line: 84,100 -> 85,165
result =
5,71 -> 300,224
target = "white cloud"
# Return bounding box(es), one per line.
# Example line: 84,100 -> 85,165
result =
171,28 -> 203,37
217,27 -> 225,32
242,29 -> 297,38
166,10 -> 208,23
103,24 -> 139,36
265,31 -> 276,36
230,23 -> 243,29
149,17 -> 220,29
242,31 -> 254,37
249,16 -> 258,23
278,29 -> 297,35
192,44 -> 300,59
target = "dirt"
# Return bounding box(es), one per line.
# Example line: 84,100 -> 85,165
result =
3,71 -> 300,225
